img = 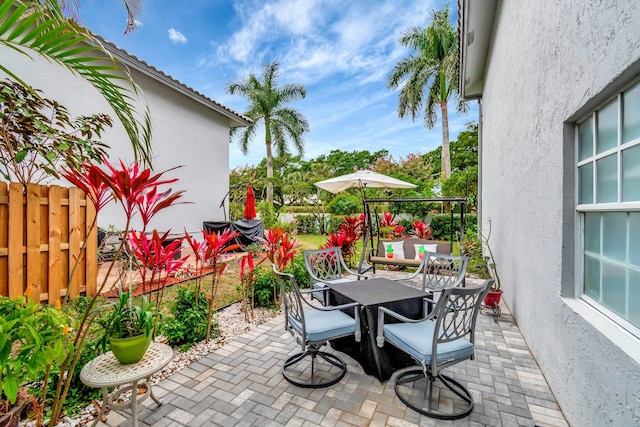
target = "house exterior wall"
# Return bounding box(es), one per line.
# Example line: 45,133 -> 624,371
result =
479,1 -> 640,426
1,46 -> 231,234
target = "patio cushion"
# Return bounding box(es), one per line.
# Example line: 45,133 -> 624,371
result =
289,309 -> 356,342
383,320 -> 473,365
381,240 -> 405,259
414,244 -> 438,260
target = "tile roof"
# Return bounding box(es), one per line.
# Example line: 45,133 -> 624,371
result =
93,35 -> 252,127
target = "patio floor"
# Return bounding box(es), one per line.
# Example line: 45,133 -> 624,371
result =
96,274 -> 569,427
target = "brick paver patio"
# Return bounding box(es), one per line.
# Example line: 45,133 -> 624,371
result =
96,276 -> 569,427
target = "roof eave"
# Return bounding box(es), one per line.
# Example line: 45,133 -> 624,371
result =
458,0 -> 500,101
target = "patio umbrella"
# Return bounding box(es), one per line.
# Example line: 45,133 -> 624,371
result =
243,185 -> 256,220
314,170 -> 417,194
315,170 -> 416,266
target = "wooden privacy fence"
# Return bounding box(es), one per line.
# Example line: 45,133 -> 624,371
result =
0,182 -> 97,304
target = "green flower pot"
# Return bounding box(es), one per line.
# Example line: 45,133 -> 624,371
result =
109,334 -> 152,364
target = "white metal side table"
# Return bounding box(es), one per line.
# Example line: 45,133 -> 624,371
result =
80,342 -> 173,427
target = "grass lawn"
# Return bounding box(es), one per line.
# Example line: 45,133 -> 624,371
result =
158,233 -> 333,314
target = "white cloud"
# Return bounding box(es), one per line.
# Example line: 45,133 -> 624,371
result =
212,0 -> 433,86
134,19 -> 143,27
168,28 -> 188,45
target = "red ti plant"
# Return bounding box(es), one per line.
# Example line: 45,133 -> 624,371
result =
393,224 -> 406,238
412,221 -> 432,239
127,230 -> 188,308
379,211 -> 399,239
323,215 -> 365,265
380,212 -> 396,227
101,158 -> 181,231
53,158 -> 184,427
201,228 -> 242,342
240,252 -> 266,322
262,227 -> 299,304
183,229 -> 208,303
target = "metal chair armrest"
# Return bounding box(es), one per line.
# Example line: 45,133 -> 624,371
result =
376,306 -> 427,347
389,256 -> 427,282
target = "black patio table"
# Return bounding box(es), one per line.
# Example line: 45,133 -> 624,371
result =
327,278 -> 429,382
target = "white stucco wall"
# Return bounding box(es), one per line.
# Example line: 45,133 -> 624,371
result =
1,45 -> 233,234
479,1 -> 640,426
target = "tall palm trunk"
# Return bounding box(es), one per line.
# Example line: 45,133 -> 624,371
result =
440,100 -> 451,179
265,118 -> 274,204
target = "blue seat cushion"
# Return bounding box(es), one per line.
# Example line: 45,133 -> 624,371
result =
383,320 -> 473,365
290,309 -> 356,343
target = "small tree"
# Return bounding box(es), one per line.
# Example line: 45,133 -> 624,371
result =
0,79 -> 112,185
201,229 -> 242,342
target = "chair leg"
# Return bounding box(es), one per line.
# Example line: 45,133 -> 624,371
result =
282,346 -> 347,389
394,368 -> 474,420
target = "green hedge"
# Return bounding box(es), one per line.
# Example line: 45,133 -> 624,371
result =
253,255 -> 311,307
326,215 -> 346,234
429,214 -> 477,240
296,215 -> 320,234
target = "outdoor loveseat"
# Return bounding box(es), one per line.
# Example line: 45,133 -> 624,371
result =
369,238 -> 452,268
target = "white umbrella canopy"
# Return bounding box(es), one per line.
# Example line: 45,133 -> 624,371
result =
314,170 -> 417,194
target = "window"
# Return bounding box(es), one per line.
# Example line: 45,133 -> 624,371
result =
577,81 -> 640,337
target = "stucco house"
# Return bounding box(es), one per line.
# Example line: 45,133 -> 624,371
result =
1,35 -> 250,234
459,1 -> 640,426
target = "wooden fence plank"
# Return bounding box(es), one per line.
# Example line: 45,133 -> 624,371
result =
85,201 -> 97,297
48,185 -> 62,305
0,183 -> 7,296
8,183 -> 24,298
68,187 -> 81,297
26,184 -> 41,302
1,183 -> 95,303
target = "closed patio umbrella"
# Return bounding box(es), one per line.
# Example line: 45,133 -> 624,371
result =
243,185 -> 256,220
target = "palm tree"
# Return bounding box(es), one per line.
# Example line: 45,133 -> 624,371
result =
226,61 -> 309,204
0,0 -> 152,165
387,7 -> 467,180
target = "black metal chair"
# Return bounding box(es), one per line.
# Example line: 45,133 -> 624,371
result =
273,265 -> 361,388
303,247 -> 368,305
376,280 -> 492,419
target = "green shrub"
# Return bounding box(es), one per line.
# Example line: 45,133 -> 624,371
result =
257,201 -> 278,229
253,270 -> 277,308
397,218 -> 413,233
161,286 -> 214,349
326,215 -> 346,234
328,194 -> 361,215
0,295 -> 73,405
429,214 -> 477,241
287,255 -> 311,288
276,221 -> 296,234
295,215 -> 320,234
39,296 -> 101,416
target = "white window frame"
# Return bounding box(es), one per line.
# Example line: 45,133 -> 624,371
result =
575,82 -> 640,340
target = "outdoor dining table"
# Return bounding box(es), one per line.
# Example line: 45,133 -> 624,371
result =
327,278 -> 429,382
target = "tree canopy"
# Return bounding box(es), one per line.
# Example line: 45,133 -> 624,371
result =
226,61 -> 309,204
387,6 -> 466,180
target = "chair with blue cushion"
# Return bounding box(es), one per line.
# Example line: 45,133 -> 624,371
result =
400,252 -> 469,292
304,247 -> 368,306
273,265 -> 361,388
376,280 -> 492,419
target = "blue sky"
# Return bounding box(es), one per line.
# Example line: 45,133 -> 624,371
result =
79,0 -> 478,169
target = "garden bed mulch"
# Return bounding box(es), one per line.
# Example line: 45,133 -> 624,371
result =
99,267 -> 213,298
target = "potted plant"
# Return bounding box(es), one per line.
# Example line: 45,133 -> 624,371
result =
96,291 -> 156,364
462,221 -> 502,306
